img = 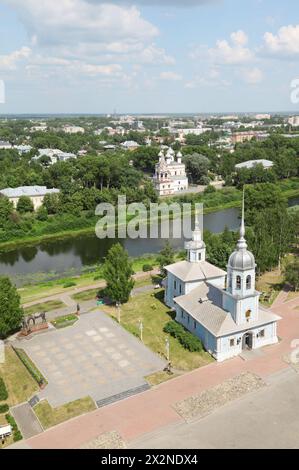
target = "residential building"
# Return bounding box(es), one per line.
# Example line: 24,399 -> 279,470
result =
235,159 -> 274,170
0,186 -> 60,210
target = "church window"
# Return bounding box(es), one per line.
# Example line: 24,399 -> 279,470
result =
198,252 -> 201,261
193,320 -> 196,329
230,338 -> 235,347
174,280 -> 177,290
187,315 -> 190,324
179,284 -> 182,294
236,276 -> 241,290
245,309 -> 251,321
246,275 -> 251,289
260,329 -> 265,337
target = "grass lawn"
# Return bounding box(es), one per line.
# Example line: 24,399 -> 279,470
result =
102,289 -> 213,371
24,300 -> 66,315
51,314 -> 78,329
286,291 -> 299,302
34,397 -> 96,430
257,268 -> 284,307
0,347 -> 38,407
72,288 -> 102,302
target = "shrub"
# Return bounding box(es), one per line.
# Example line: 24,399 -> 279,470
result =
0,377 -> 8,401
142,264 -> 153,272
164,320 -> 203,352
13,348 -> 47,386
0,403 -> 9,413
63,281 -> 77,288
5,413 -> 23,442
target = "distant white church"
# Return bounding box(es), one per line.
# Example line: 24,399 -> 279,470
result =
153,147 -> 188,196
164,198 -> 280,362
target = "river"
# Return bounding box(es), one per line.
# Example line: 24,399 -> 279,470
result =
0,198 -> 298,285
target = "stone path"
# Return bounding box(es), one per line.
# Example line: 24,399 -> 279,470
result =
21,310 -> 165,407
11,403 -> 43,439
174,372 -> 265,422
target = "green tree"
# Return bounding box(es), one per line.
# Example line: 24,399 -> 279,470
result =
16,196 -> 34,214
0,196 -> 14,228
0,276 -> 24,338
158,241 -> 175,277
103,243 -> 135,304
284,259 -> 299,291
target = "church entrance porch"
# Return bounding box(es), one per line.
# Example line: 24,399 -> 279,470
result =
242,332 -> 253,350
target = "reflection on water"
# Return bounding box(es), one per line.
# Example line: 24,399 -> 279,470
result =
0,207 -> 241,277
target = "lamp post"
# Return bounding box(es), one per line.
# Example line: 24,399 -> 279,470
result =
116,302 -> 121,324
165,337 -> 170,362
139,320 -> 143,342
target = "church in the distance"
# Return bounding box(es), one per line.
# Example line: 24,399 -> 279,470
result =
164,197 -> 280,362
153,147 -> 188,196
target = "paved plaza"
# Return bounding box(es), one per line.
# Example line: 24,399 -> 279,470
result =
21,311 -> 165,407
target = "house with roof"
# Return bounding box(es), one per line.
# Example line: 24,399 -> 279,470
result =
0,186 -> 60,211
235,159 -> 273,171
164,197 -> 280,361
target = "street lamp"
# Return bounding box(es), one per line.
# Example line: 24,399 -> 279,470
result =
165,337 -> 170,362
139,320 -> 143,342
116,302 -> 121,323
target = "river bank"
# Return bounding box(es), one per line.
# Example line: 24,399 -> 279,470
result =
1,181 -> 298,253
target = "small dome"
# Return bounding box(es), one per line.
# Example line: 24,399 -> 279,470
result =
228,249 -> 255,270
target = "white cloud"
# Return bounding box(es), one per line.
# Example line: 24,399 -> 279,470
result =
5,0 -> 158,46
263,24 -> 299,56
231,30 -> 248,47
159,71 -> 182,80
0,46 -> 31,71
240,67 -> 263,84
209,31 -> 254,65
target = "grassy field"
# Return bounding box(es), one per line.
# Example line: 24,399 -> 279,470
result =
102,289 -> 213,371
18,255 -> 162,305
0,347 -> 38,406
72,288 -> 102,302
24,300 -> 66,315
34,397 -> 96,430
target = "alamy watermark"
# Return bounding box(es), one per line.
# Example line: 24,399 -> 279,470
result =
290,78 -> 299,104
0,340 -> 4,364
290,339 -> 299,365
95,197 -> 203,240
0,80 -> 5,104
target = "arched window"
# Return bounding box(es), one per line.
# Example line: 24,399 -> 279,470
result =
246,275 -> 251,290
236,275 -> 241,290
246,309 -> 251,321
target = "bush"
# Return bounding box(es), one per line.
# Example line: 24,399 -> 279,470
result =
204,185 -> 216,194
13,348 -> 47,386
0,403 -> 9,413
63,281 -> 77,288
164,320 -> 203,352
142,264 -> 153,272
0,377 -> 8,401
5,413 -> 23,442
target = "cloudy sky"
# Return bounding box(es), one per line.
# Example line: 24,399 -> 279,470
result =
0,0 -> 299,113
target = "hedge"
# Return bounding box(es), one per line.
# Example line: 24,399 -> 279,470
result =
13,348 -> 47,386
0,377 -> 8,401
164,320 -> 203,352
5,413 -> 23,442
0,403 -> 9,413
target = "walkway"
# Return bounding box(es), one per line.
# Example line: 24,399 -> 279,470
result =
11,403 -> 43,440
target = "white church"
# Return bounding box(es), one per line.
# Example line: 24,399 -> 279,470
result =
164,199 -> 280,362
153,147 -> 189,196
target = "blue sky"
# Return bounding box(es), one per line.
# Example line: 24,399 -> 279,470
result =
0,0 -> 299,114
